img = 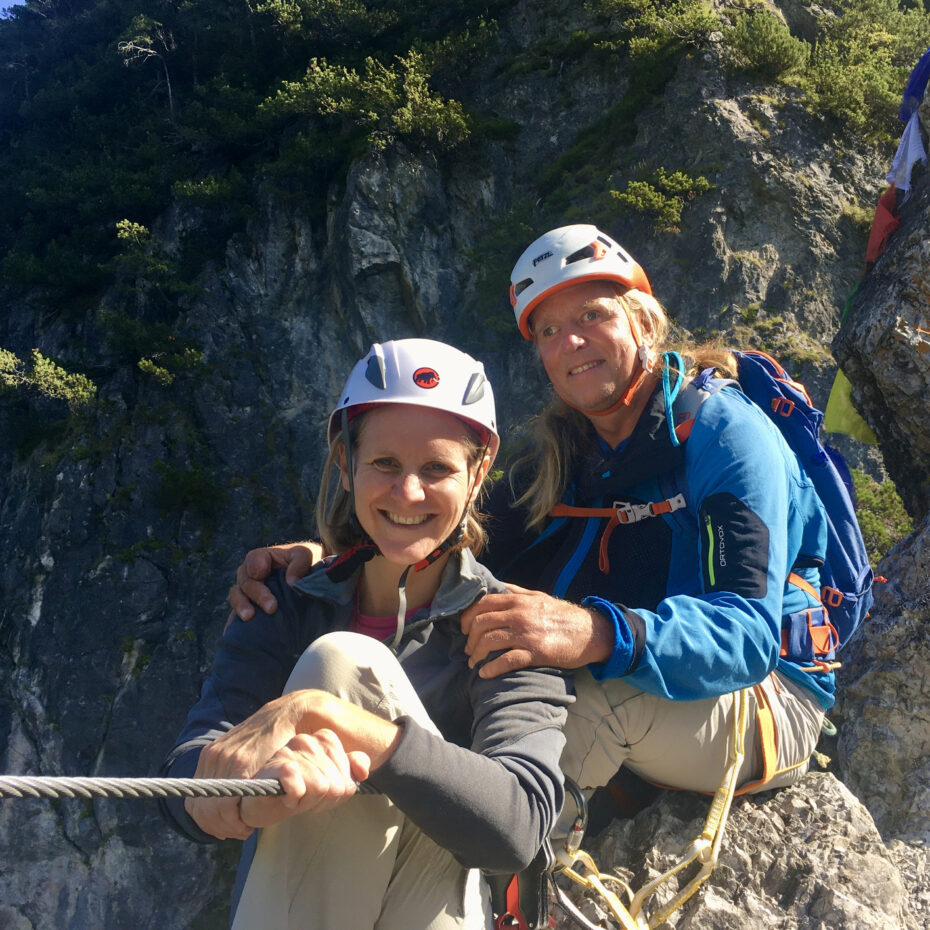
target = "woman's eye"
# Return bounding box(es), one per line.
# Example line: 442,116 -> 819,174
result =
582,309 -> 600,323
372,458 -> 397,470
424,462 -> 453,477
540,325 -> 556,338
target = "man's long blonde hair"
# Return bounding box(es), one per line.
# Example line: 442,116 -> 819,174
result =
514,288 -> 737,531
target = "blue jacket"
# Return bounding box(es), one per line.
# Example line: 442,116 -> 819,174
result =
482,383 -> 834,709
159,549 -> 572,877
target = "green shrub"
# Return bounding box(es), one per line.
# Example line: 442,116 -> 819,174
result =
263,50 -> 469,151
800,0 -> 930,141
172,170 -> 249,208
840,201 -> 874,235
852,468 -> 913,565
0,347 -> 96,410
111,220 -> 199,306
98,310 -> 205,386
254,0 -> 397,41
723,11 -> 810,81
137,348 -> 205,385
587,0 -> 719,58
611,167 -> 712,231
413,17 -> 499,75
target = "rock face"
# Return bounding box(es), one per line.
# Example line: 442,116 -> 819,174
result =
833,170 -> 930,515
832,512 -> 930,849
2,2 -> 929,929
552,774 -> 910,930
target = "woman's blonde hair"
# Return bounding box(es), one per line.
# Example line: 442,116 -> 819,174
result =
317,409 -> 491,556
515,288 -> 737,531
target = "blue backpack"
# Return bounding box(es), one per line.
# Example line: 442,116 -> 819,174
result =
677,350 -> 875,666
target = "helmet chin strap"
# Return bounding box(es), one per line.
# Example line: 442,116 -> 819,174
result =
390,525 -> 463,650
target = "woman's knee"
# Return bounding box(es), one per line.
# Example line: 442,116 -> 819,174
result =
285,631 -> 396,694
284,632 -> 434,727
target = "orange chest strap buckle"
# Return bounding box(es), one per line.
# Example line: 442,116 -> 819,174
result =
614,493 -> 687,525
550,494 -> 687,574
600,493 -> 687,573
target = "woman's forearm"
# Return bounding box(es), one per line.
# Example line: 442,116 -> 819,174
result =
292,689 -> 402,771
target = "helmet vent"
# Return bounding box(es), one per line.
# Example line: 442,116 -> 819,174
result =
565,245 -> 596,264
512,277 -> 533,297
462,372 -> 487,406
365,355 -> 387,390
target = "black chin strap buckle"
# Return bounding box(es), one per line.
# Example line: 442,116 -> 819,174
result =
324,543 -> 378,582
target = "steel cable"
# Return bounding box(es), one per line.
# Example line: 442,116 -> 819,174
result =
0,775 -> 284,800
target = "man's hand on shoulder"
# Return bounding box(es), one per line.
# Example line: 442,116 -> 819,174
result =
227,542 -> 323,623
460,584 -> 614,678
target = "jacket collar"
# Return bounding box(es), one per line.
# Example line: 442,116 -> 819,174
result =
292,548 -> 497,626
574,382 -> 686,498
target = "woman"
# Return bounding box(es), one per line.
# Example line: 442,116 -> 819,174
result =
160,338 -> 571,930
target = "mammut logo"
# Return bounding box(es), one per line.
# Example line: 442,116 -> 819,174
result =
532,250 -> 553,267
413,367 -> 440,389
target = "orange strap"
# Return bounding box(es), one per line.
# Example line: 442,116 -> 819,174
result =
788,571 -> 849,615
550,497 -> 685,573
787,571 -> 819,601
551,504 -> 616,519
779,609 -> 840,659
641,684 -> 780,798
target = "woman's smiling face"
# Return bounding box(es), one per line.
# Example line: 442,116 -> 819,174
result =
343,404 -> 487,567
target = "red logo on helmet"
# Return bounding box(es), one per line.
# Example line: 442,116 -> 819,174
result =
413,367 -> 440,389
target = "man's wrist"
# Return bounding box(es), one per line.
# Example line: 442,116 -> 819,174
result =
581,606 -> 615,666
581,597 -> 636,678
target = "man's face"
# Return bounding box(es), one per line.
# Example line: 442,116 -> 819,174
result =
529,280 -> 646,414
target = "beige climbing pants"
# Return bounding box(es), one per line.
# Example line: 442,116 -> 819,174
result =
561,669 -> 825,796
231,632 -> 493,930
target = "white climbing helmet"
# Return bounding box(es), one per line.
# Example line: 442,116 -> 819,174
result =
328,338 -> 499,463
509,224 -> 653,339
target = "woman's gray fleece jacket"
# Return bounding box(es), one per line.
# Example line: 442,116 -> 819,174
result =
159,549 -> 572,875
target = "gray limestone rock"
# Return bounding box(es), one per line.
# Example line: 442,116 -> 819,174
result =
551,774 -> 908,930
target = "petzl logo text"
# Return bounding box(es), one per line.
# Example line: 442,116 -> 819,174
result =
413,367 -> 440,389
532,250 -> 553,267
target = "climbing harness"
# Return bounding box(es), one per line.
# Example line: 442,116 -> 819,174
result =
548,688 -> 750,930
0,774 -> 284,800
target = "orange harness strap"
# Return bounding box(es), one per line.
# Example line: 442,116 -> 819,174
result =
785,572 -> 843,669
788,571 -> 847,613
550,495 -> 687,573
787,571 -> 819,600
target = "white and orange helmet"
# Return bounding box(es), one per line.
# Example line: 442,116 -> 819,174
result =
328,339 -> 499,464
509,224 -> 652,339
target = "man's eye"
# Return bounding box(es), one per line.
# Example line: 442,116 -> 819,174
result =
424,462 -> 453,477
372,458 -> 397,470
582,309 -> 600,322
540,325 -> 556,338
